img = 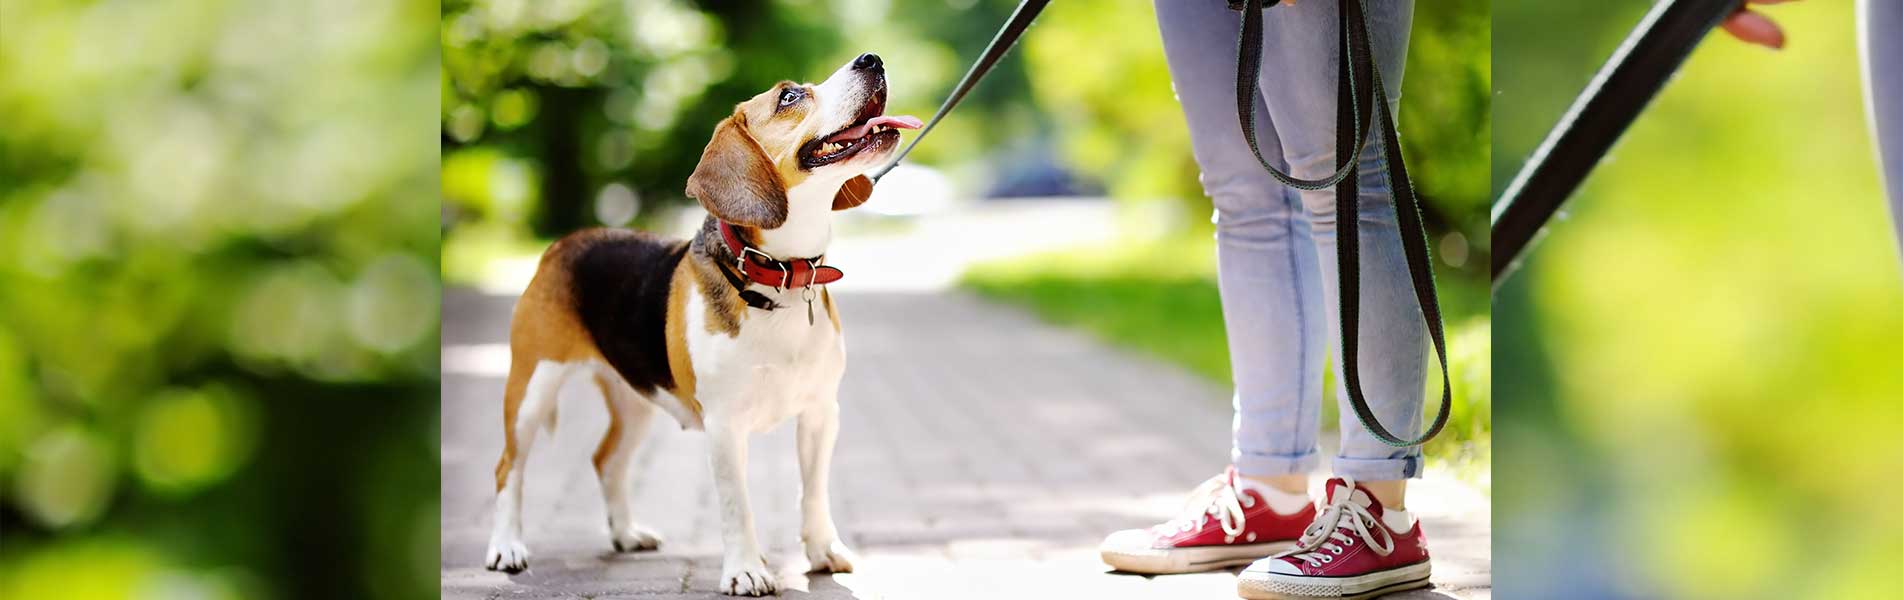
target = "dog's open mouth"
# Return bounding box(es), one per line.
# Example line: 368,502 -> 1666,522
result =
800,96 -> 921,169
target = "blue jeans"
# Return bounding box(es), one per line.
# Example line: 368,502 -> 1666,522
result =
1862,0 -> 1903,266
1155,0 -> 1424,481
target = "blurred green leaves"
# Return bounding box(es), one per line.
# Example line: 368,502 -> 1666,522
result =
1019,0 -> 1490,272
1495,1 -> 1903,598
0,0 -> 441,598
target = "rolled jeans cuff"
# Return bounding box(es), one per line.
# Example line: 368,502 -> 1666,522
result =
1331,453 -> 1423,481
1233,447 -> 1322,478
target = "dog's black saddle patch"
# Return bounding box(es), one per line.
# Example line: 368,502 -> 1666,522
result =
568,231 -> 690,395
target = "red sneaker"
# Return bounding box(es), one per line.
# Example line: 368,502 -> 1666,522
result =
1236,477 -> 1432,599
1099,467 -> 1317,574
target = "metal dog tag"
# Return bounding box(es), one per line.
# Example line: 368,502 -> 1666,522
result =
803,287 -> 817,325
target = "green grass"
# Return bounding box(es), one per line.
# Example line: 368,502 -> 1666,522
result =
962,233 -> 1490,478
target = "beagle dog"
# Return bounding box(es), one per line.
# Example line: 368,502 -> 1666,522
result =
482,53 -> 919,596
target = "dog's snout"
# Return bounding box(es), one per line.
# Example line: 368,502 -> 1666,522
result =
852,53 -> 882,72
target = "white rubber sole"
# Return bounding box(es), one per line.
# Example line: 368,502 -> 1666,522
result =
1236,560 -> 1432,600
1100,541 -> 1296,575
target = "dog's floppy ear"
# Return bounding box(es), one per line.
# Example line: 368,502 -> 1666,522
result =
686,115 -> 788,229
832,175 -> 873,211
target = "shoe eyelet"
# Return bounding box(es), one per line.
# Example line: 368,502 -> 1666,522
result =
1343,538 -> 1355,545
1242,497 -> 1255,508
1321,555 -> 1333,563
1330,547 -> 1343,555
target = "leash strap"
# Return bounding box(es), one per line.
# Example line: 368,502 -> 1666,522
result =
1490,0 -> 1737,286
867,0 -> 1052,182
1235,0 -> 1450,447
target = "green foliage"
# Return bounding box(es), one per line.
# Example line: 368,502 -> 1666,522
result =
441,0 -> 1040,236
1495,1 -> 1903,597
442,2 -> 1491,291
1018,1 -> 1492,267
0,0 -> 440,598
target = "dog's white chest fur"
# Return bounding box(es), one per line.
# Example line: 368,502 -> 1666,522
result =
685,287 -> 846,432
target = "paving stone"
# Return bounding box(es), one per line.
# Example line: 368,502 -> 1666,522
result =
441,288 -> 1489,598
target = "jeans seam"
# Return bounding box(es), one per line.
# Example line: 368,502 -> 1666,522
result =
1282,186 -> 1308,458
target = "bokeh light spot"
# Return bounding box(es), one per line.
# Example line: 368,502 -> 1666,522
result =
572,38 -> 609,78
2,539 -> 162,599
133,387 -> 257,497
17,426 -> 117,529
595,129 -> 636,170
490,89 -> 538,130
594,183 -> 640,227
230,262 -> 345,367
346,254 -> 441,354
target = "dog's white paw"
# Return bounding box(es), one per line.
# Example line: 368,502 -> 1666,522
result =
484,537 -> 530,574
719,558 -> 779,596
804,539 -> 857,574
609,522 -> 663,553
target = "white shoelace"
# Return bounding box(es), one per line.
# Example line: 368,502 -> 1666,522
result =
1275,477 -> 1393,568
1164,472 -> 1255,538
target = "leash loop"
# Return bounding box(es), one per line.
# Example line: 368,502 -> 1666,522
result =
1236,0 -> 1452,447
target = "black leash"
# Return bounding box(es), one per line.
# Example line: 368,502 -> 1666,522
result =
869,0 -> 1449,446
1233,0 -> 1450,448
1491,0 -> 1737,287
867,0 -> 1051,182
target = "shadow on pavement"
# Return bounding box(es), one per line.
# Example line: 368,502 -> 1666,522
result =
440,288 -> 1488,599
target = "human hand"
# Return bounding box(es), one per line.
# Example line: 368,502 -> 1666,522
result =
1722,0 -> 1797,49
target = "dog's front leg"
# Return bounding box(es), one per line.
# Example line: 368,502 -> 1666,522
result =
708,417 -> 777,596
798,393 -> 856,573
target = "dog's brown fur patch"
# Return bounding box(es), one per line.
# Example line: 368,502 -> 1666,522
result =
823,288 -> 840,331
495,237 -> 607,491
589,374 -> 624,475
664,264 -> 700,408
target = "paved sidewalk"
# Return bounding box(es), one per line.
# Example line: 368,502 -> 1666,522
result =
440,288 -> 1490,600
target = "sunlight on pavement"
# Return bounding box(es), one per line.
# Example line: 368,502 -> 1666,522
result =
440,289 -> 1490,599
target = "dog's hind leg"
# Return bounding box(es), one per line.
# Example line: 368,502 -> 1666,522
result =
798,383 -> 856,573
486,359 -> 571,574
592,372 -> 663,552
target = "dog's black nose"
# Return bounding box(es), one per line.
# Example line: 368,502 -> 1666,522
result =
853,53 -> 882,72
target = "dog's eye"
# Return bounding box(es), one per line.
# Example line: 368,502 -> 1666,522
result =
778,88 -> 804,108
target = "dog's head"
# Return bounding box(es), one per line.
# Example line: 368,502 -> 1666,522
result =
686,53 -> 921,229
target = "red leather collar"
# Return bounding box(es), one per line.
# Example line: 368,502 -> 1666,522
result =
718,220 -> 843,289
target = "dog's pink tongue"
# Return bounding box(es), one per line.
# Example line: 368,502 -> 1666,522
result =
876,115 -> 924,130
826,115 -> 923,142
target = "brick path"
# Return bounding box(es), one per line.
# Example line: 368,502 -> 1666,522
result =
440,288 -> 1490,599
